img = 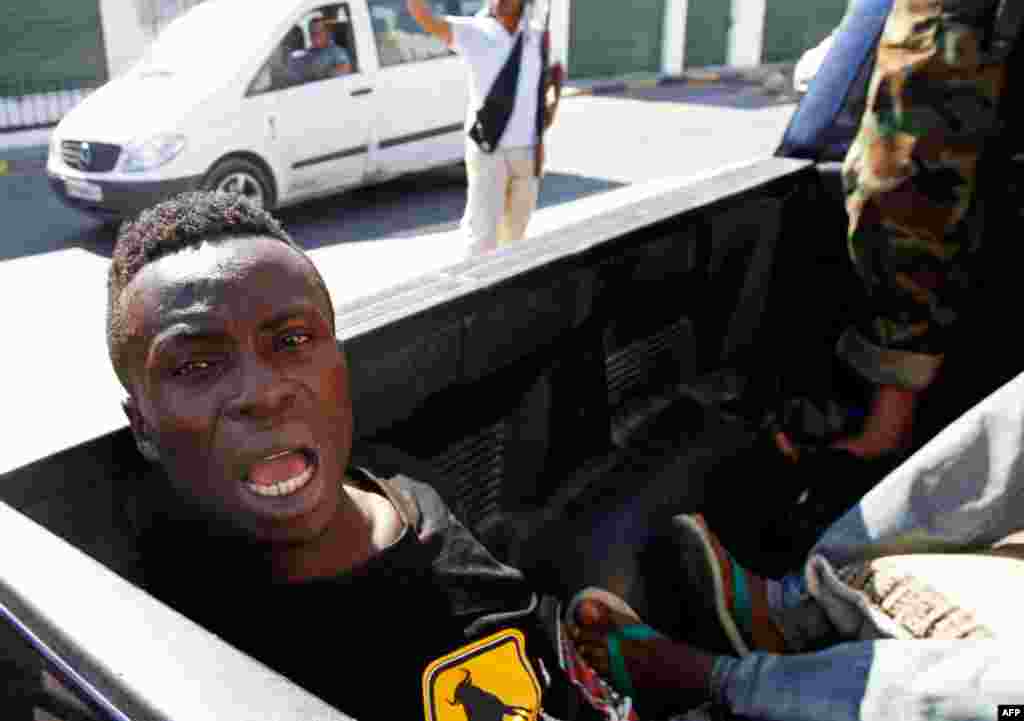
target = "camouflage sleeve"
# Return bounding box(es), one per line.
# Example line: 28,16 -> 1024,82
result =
839,0 -> 1008,390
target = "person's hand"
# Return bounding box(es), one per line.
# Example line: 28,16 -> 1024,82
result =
550,62 -> 564,88
543,63 -> 563,130
407,0 -> 453,45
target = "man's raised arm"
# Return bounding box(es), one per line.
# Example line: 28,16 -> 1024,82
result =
407,0 -> 452,46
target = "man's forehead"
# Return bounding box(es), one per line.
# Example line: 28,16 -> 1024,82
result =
123,236 -> 328,331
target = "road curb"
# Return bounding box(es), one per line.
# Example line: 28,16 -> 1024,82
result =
562,73 -> 705,98
0,153 -> 47,177
562,62 -> 794,98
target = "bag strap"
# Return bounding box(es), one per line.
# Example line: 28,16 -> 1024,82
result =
468,26 -> 526,152
534,3 -> 551,176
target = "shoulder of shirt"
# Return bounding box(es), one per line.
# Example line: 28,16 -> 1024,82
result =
448,14 -> 499,30
354,465 -> 453,535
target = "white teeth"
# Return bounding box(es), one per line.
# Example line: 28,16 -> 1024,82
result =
244,464 -> 314,498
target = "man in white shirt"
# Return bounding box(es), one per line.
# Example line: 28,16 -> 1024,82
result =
408,0 -> 562,253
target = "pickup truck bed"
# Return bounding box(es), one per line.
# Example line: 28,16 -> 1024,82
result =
0,156 -> 966,720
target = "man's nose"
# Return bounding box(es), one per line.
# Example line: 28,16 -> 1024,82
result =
226,355 -> 296,422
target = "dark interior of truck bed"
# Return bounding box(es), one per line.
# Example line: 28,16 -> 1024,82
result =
2,157 -> 1020,719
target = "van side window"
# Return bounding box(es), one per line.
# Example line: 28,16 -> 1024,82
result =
369,0 -> 481,67
252,3 -> 359,94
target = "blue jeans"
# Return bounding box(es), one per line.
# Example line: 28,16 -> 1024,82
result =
710,370 -> 1024,720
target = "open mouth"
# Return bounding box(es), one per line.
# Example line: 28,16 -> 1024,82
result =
243,448 -> 318,498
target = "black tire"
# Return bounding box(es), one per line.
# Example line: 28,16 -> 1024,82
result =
200,157 -> 276,210
100,219 -> 124,235
440,159 -> 467,184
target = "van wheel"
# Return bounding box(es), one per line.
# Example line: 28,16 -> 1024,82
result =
201,158 -> 275,209
445,159 -> 468,184
101,219 -> 125,236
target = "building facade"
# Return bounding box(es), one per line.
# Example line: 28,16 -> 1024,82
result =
1,0 -> 851,131
564,0 -> 850,78
0,0 -> 202,130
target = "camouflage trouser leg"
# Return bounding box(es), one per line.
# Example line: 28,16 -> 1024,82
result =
839,0 -> 1008,390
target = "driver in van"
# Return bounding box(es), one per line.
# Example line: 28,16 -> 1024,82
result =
300,16 -> 353,79
105,191 -> 621,721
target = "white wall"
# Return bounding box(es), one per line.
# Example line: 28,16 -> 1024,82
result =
662,0 -> 687,74
100,0 -> 152,78
549,0 -> 570,72
728,0 -> 767,67
100,0 -> 205,78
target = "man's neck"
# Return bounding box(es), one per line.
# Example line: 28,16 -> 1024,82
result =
266,480 -> 404,583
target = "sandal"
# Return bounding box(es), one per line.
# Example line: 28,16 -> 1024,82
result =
565,587 -> 664,702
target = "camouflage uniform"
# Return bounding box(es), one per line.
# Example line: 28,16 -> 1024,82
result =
839,0 -> 1009,390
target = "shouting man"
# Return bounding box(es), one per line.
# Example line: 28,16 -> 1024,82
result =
105,191 -> 619,721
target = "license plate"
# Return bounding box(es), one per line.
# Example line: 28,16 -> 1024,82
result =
64,177 -> 103,202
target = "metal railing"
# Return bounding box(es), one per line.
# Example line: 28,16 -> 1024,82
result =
0,78 -> 95,132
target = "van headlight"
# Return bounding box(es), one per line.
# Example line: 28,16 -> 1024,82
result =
119,133 -> 187,173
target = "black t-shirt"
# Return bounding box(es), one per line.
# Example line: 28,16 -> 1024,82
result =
142,467 -> 598,721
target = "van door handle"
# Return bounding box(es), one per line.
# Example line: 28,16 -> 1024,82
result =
351,88 -> 373,97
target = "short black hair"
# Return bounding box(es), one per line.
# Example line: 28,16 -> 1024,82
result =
106,191 -> 333,387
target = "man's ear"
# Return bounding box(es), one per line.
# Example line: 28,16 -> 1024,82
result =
123,397 -> 161,463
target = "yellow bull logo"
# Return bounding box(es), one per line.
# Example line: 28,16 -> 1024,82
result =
448,669 -> 532,721
423,629 -> 541,721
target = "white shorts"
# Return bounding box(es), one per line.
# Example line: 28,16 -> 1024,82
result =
462,141 -> 541,254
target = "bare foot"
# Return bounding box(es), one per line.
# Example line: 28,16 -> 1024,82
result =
568,598 -> 715,712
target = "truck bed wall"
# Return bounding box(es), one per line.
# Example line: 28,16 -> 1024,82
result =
0,157 -> 856,719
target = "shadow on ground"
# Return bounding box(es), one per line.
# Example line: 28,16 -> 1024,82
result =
0,173 -> 115,262
602,79 -> 801,110
5,166 -> 625,262
277,168 -> 625,250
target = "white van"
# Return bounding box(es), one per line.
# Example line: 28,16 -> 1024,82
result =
47,0 -> 484,219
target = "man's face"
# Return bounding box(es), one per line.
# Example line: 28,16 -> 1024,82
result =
310,20 -> 330,49
121,235 -> 351,546
491,0 -> 524,20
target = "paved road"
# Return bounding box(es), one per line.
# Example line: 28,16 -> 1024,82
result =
0,79 -> 796,263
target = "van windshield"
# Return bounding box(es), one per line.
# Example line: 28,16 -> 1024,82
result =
134,0 -> 278,76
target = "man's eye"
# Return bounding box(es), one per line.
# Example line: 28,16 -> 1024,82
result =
280,331 -> 313,349
173,360 -> 214,377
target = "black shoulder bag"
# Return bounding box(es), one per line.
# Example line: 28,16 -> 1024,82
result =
468,30 -> 525,153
